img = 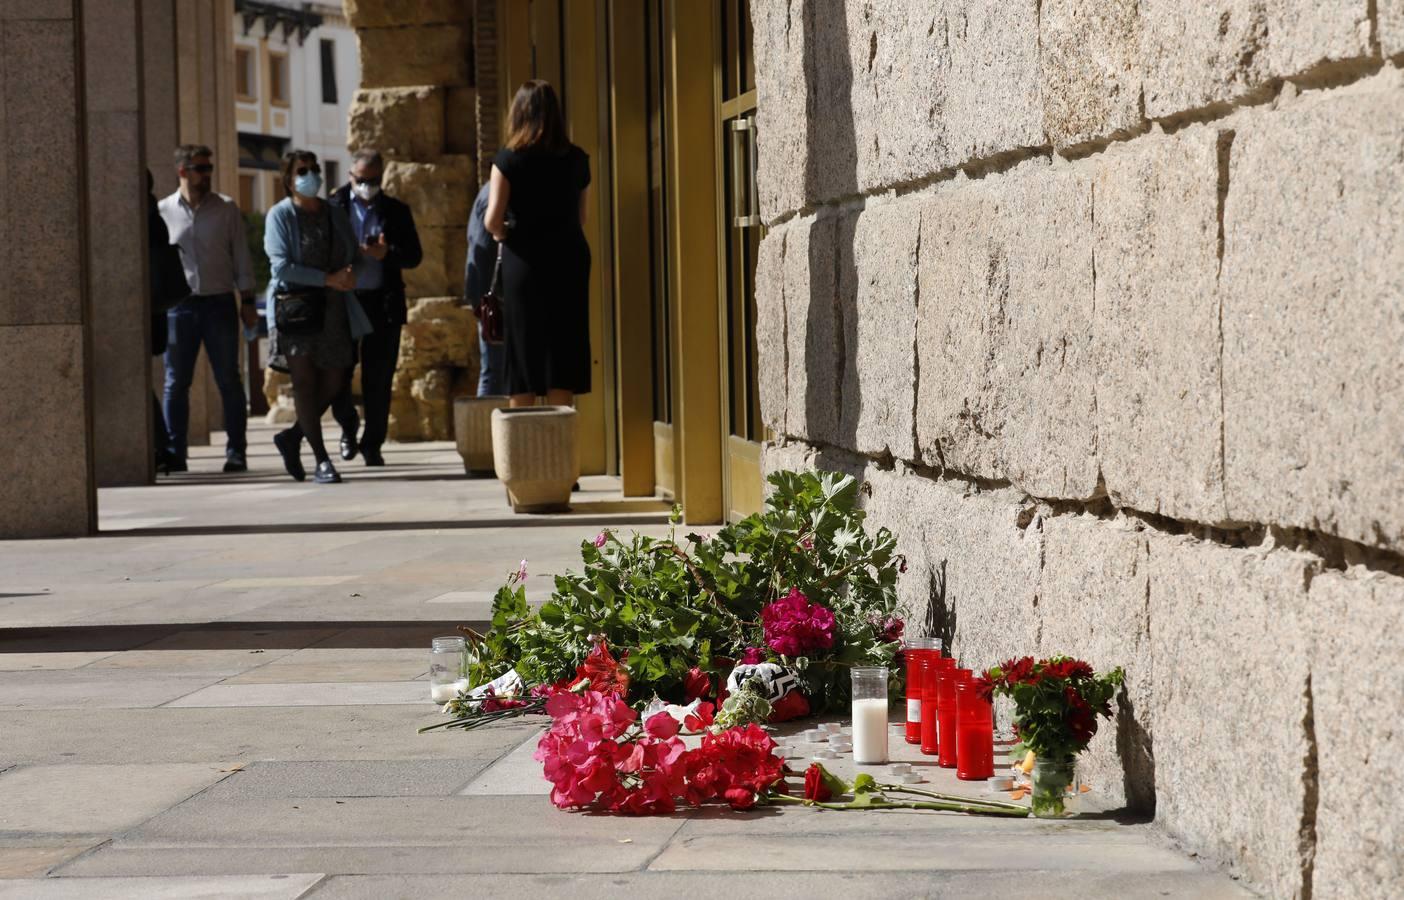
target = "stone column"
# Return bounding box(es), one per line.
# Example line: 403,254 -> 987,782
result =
0,2 -> 97,537
84,0 -> 153,487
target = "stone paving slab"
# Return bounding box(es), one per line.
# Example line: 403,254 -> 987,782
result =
163,681 -> 428,709
199,760 -> 492,800
85,648 -> 300,677
302,870 -> 1254,900
136,628 -> 343,652
457,728 -> 550,796
0,844 -> 98,879
0,763 -> 232,834
0,874 -> 325,899
0,670 -> 222,710
0,708 -> 512,766
61,796 -> 687,876
222,649 -> 428,685
0,653 -> 116,672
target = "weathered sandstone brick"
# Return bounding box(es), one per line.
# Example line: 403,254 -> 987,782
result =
751,0 -> 809,221
1304,568 -> 1404,899
915,160 -> 1099,499
760,440 -> 816,482
356,25 -> 471,89
1149,536 -> 1315,898
401,226 -> 466,300
1139,1 -> 1374,118
1093,128 -> 1227,524
754,227 -> 787,435
1040,0 -> 1144,149
1038,514 -> 1154,811
781,214 -> 841,446
382,157 -> 474,229
348,87 -> 445,161
343,0 -> 469,29
1220,81 -> 1404,549
838,202 -> 919,459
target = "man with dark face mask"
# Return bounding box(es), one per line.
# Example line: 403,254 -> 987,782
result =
157,145 -> 257,473
327,147 -> 422,466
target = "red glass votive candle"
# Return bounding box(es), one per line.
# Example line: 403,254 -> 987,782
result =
936,667 -> 971,768
954,679 -> 995,780
920,656 -> 954,756
903,637 -> 941,744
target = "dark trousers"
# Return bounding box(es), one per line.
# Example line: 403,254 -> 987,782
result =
163,293 -> 247,458
332,291 -> 402,452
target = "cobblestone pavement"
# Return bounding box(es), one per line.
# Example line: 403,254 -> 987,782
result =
0,427 -> 1253,898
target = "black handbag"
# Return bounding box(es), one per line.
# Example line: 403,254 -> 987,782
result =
479,243 -> 506,346
274,286 -> 326,336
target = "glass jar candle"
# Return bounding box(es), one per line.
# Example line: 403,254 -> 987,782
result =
903,637 -> 941,744
850,666 -> 890,765
936,667 -> 971,768
954,679 -> 995,780
921,656 -> 955,756
429,635 -> 469,703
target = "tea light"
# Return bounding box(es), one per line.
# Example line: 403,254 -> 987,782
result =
803,728 -> 827,742
829,742 -> 852,754
812,748 -> 839,760
894,772 -> 924,784
820,722 -> 843,734
888,763 -> 913,775
988,775 -> 1015,791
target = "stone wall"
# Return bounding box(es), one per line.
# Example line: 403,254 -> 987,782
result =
342,0 -> 478,441
753,3 -> 1404,896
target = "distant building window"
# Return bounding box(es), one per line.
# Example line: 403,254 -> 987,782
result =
320,39 -> 338,105
324,160 -> 339,197
269,52 -> 289,107
238,174 -> 257,213
235,47 -> 255,100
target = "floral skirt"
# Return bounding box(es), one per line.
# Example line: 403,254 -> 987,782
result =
268,292 -> 353,372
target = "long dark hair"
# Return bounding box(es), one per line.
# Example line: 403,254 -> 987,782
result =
505,80 -> 568,153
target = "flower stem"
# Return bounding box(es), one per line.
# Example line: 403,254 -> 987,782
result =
768,794 -> 1027,817
877,783 -> 1026,812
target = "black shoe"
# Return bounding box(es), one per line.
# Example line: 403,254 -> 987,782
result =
163,456 -> 188,474
314,459 -> 342,484
273,429 -> 306,482
362,447 -> 385,467
339,428 -> 359,461
223,451 -> 247,473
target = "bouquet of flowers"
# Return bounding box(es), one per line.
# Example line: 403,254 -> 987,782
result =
977,656 -> 1124,817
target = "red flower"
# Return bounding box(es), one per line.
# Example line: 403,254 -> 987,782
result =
683,666 -> 712,702
1044,658 -> 1095,681
999,656 -> 1039,686
739,647 -> 766,665
644,710 -> 680,739
723,786 -> 757,810
1064,686 -> 1098,745
768,690 -> 810,723
481,686 -> 529,713
683,701 -> 715,733
880,616 -> 905,643
973,673 -> 997,704
761,588 -> 837,657
803,764 -> 832,802
569,641 -> 630,697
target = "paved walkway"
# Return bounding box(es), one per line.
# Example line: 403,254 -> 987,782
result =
0,428 -> 1253,898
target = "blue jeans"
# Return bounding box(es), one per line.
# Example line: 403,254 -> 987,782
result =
478,328 -> 507,396
163,294 -> 247,459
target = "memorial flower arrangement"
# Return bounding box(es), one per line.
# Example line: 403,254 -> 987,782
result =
444,471 -> 905,729
977,656 -> 1124,817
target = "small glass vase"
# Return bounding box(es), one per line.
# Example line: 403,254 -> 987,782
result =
1030,757 -> 1078,818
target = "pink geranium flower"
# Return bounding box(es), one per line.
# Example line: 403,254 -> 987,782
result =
760,588 -> 836,657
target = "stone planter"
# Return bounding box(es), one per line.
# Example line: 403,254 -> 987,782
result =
453,395 -> 509,475
491,406 -> 579,513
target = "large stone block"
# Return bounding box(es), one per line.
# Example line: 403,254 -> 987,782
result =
1038,514 -> 1154,811
1148,536 -> 1315,898
356,25 -> 471,89
382,157 -> 474,229
2,19 -> 82,326
0,325 -> 91,538
402,226 -> 467,299
838,202 -> 919,459
400,296 -> 474,369
1307,569 -> 1404,899
81,0 -> 139,113
1138,1 -> 1374,118
1381,3 -> 1404,57
754,227 -> 786,435
348,87 -> 445,161
1093,127 -> 1227,524
782,214 -> 841,446
445,86 -> 477,157
1039,0 -> 1144,149
343,0 -> 469,29
864,465 -> 1042,670
1220,82 -> 1404,549
751,0 -> 809,221
915,160 -> 1099,499
760,440 -> 816,482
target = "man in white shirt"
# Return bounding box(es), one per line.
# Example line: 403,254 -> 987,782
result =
157,145 -> 257,473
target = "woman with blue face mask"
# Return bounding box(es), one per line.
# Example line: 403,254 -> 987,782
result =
263,150 -> 373,483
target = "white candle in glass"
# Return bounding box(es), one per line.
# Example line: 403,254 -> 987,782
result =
851,698 -> 890,763
430,678 -> 469,703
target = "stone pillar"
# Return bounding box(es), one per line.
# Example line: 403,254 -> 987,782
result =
0,2 -> 97,537
84,0 -> 152,487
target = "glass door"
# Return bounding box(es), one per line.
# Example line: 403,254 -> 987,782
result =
717,0 -> 764,520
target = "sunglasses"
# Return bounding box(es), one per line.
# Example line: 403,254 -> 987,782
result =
352,175 -> 382,187
295,164 -> 322,176
185,164 -> 214,174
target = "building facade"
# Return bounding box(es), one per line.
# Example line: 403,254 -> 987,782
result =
233,0 -> 359,213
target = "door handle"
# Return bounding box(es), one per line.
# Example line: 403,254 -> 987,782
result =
730,116 -> 761,228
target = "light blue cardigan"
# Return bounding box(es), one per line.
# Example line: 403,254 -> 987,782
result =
263,196 -> 373,339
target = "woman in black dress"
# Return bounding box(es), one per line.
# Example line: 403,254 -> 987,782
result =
484,80 -> 592,408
